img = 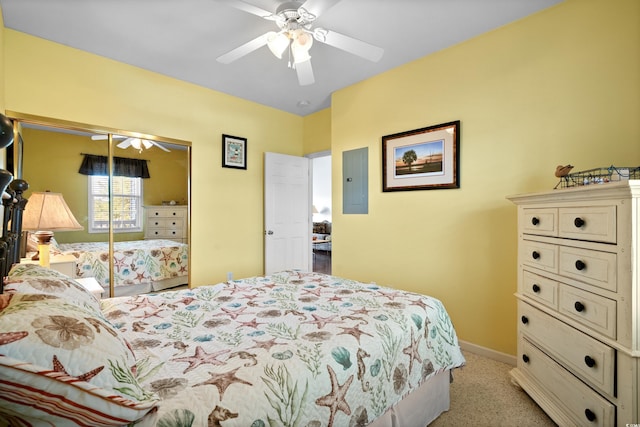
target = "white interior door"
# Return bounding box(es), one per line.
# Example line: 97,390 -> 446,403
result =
264,152 -> 311,275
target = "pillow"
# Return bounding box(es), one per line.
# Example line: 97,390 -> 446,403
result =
0,293 -> 158,426
5,264 -> 100,315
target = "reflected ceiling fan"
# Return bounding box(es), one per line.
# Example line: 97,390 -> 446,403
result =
217,0 -> 384,86
91,135 -> 170,152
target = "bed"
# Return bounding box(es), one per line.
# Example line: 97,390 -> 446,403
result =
30,236 -> 189,297
0,174 -> 465,426
0,265 -> 465,426
58,239 -> 189,297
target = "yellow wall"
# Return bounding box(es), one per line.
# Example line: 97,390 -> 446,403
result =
303,108 -> 331,154
2,29 -> 304,284
330,0 -> 640,354
21,127 -> 188,243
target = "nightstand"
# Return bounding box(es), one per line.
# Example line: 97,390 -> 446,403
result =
74,277 -> 104,299
21,254 -> 77,278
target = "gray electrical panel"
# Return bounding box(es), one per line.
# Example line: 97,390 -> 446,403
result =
342,147 -> 368,214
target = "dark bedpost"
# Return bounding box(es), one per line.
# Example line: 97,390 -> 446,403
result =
0,169 -> 15,290
7,179 -> 29,273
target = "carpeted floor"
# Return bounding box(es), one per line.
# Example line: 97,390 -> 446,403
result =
429,351 -> 557,426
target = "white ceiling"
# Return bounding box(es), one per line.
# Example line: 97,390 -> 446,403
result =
0,0 -> 562,116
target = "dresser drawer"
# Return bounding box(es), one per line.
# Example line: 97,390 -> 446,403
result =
519,338 -> 615,427
146,218 -> 184,230
559,285 -> 616,339
147,208 -> 186,219
146,228 -> 184,239
558,246 -> 616,292
518,301 -> 615,396
521,208 -> 557,237
558,206 -> 616,244
522,270 -> 558,309
520,240 -> 558,273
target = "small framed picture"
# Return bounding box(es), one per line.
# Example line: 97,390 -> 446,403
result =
382,120 -> 460,192
222,134 -> 247,170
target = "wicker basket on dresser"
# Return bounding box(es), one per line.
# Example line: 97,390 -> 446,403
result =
508,181 -> 639,427
143,205 -> 187,243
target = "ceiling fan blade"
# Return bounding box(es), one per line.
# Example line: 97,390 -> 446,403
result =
152,141 -> 171,152
300,0 -> 341,18
117,138 -> 133,149
91,134 -> 127,141
217,32 -> 270,64
314,28 -> 383,62
218,0 -> 275,20
296,59 -> 315,86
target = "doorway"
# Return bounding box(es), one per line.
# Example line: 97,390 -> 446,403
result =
309,152 -> 331,274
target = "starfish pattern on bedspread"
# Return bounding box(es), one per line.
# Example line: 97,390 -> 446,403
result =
127,296 -> 159,312
0,331 -> 28,345
171,346 -> 231,374
315,364 -> 354,427
337,323 -> 374,344
302,313 -> 341,329
50,354 -> 104,382
402,328 -> 423,374
195,366 -> 252,400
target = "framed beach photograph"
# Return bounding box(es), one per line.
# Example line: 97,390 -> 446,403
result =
222,134 -> 247,170
382,120 -> 460,192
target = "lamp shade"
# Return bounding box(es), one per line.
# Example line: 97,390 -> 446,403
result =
23,192 -> 84,231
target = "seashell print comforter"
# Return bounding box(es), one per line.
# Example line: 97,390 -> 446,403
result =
58,239 -> 188,289
101,270 -> 465,426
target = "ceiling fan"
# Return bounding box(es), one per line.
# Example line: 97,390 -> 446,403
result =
91,135 -> 170,152
217,0 -> 384,86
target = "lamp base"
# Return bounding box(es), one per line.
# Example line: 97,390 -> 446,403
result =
31,231 -> 53,267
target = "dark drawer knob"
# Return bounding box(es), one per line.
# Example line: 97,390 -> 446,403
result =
532,251 -> 540,260
173,212 -> 177,216
155,212 -> 159,216
575,260 -> 586,271
531,217 -> 540,226
522,354 -> 529,363
574,301 -> 585,312
521,316 -> 529,324
574,217 -> 585,228
584,408 -> 596,422
584,355 -> 596,368
532,284 -> 540,293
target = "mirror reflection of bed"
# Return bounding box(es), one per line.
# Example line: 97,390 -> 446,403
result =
19,123 -> 190,297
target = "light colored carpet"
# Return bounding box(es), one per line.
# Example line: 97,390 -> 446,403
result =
429,351 -> 557,426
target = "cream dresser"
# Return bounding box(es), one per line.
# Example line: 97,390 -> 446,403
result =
508,181 -> 639,427
144,205 -> 187,243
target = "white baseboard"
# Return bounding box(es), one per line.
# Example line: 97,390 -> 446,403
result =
458,340 -> 517,366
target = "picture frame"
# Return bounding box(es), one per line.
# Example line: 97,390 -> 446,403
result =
382,120 -> 460,192
222,134 -> 247,170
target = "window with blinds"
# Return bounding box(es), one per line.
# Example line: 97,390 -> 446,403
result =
88,176 -> 143,233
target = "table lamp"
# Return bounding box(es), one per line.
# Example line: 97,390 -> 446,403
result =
22,191 -> 83,268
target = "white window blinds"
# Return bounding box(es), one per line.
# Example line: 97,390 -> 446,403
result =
88,175 -> 143,233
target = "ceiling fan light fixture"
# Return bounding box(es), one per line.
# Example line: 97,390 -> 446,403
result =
130,138 -> 142,150
267,31 -> 289,59
291,30 -> 313,63
142,139 -> 153,149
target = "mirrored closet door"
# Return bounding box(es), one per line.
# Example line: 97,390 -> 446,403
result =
7,112 -> 191,298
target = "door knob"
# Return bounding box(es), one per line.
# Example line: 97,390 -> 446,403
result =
266,230 -> 274,235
